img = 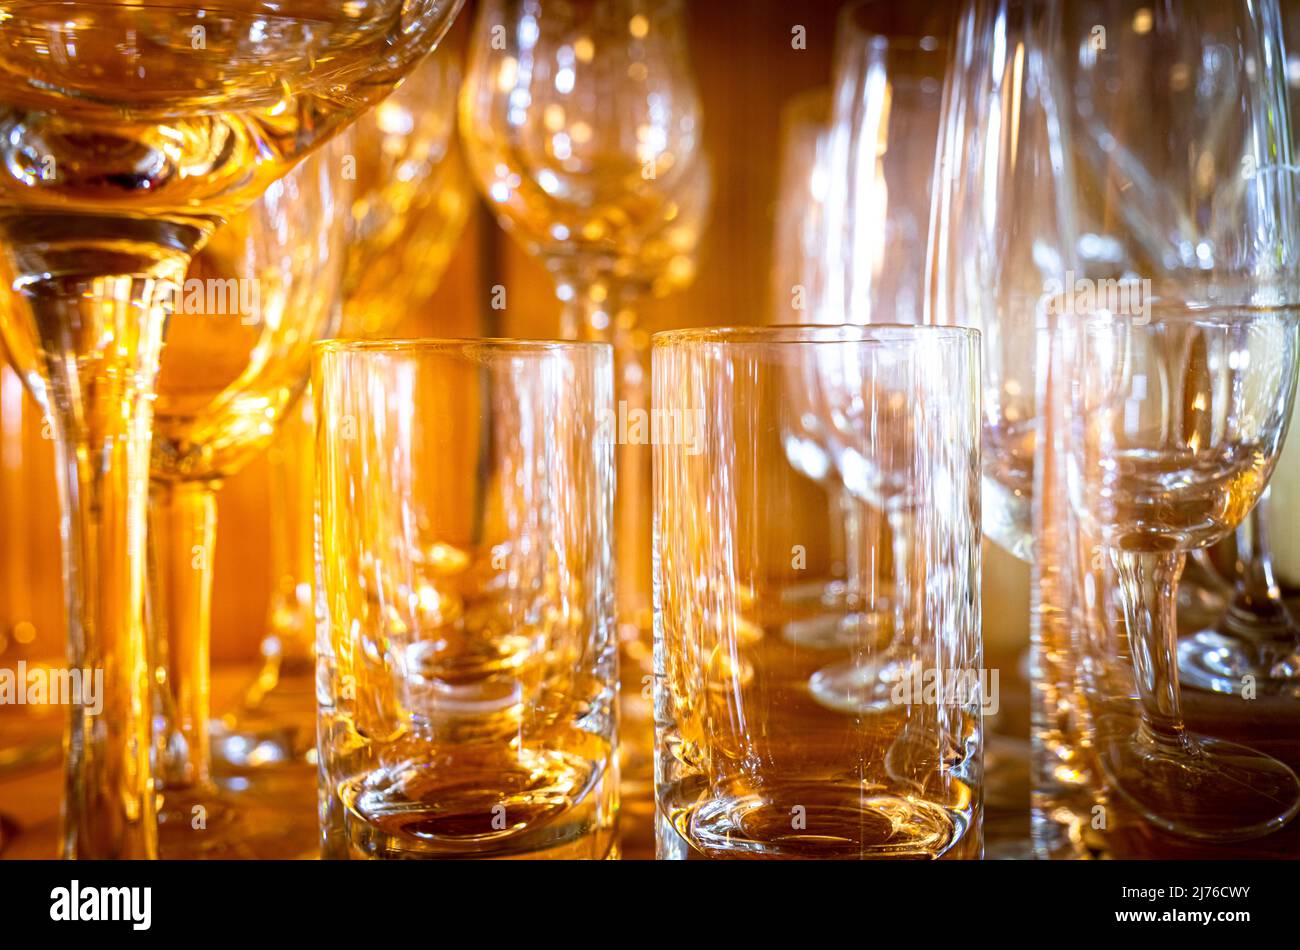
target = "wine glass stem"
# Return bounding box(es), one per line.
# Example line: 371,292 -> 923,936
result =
254,392 -> 317,697
1113,550 -> 1191,753
20,273 -> 174,859
1222,492 -> 1295,641
557,276 -> 649,655
555,272 -> 654,789
147,479 -> 220,795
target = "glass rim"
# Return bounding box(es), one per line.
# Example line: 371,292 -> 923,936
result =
652,324 -> 980,347
314,337 -> 614,357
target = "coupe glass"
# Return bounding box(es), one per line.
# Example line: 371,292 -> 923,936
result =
653,325 -> 982,859
0,0 -> 464,858
213,44 -> 474,777
315,339 -> 617,859
146,140 -> 349,859
460,0 -> 711,796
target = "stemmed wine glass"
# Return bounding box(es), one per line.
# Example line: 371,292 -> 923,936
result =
212,43 -> 474,777
927,0 -> 1072,563
145,139 -> 350,859
1064,297 -> 1300,839
459,0 -> 711,794
0,0 -> 465,858
767,89 -> 877,646
1050,0 -> 1300,839
799,0 -> 949,711
1174,0 -> 1300,696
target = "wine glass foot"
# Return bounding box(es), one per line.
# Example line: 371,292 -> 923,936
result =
211,663 -> 316,773
808,657 -> 915,713
781,601 -> 893,652
1100,733 -> 1300,841
1177,631 -> 1300,699
157,787 -> 317,859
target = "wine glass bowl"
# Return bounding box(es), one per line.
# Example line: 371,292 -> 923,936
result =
152,159 -> 349,481
459,0 -> 707,302
0,3 -> 466,239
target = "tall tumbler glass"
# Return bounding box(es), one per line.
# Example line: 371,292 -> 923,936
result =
653,326 -> 983,859
315,339 -> 618,859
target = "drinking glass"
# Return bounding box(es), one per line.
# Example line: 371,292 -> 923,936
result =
316,339 -> 618,859
459,0 -> 711,797
215,44 -> 475,776
145,139 -> 350,859
653,325 -> 983,860
0,0 -> 465,858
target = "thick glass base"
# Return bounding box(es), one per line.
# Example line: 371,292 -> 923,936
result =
332,748 -> 617,859
656,778 -> 976,859
212,657 -> 317,773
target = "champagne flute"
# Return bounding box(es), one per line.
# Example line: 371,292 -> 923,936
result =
768,89 -> 897,655
213,44 -> 474,775
459,0 -> 711,795
147,139 -> 349,859
0,0 -> 465,858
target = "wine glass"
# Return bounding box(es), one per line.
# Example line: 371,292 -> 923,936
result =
145,138 -> 350,859
767,89 -> 871,643
459,0 -> 711,796
0,0 -> 465,858
927,0 -> 1072,562
212,43 -> 475,778
1049,0 -> 1300,838
1176,0 -> 1300,696
1064,295 -> 1300,839
800,0 -> 949,711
